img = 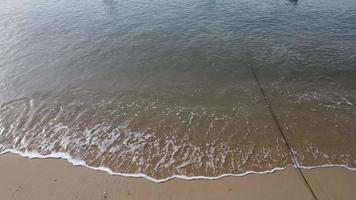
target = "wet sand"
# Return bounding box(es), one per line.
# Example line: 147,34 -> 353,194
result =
0,153 -> 355,200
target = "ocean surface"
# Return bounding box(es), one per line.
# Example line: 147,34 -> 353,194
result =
0,0 -> 356,181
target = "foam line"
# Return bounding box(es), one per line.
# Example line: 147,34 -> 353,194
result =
1,149 -> 355,183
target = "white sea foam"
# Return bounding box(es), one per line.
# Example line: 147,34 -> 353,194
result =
1,148 -> 355,183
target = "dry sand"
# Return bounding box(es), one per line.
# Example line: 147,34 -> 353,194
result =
0,153 -> 355,200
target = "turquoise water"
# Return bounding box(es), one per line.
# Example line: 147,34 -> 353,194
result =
0,0 -> 355,179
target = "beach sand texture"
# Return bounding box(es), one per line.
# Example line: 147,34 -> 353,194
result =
1,153 -> 355,200
1,0 -> 356,199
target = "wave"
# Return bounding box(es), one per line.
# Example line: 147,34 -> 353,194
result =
1,148 -> 355,183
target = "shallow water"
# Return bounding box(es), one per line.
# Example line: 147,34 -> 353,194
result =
0,0 -> 355,180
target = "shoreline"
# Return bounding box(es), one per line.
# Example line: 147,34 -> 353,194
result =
1,153 -> 356,200
1,148 -> 355,183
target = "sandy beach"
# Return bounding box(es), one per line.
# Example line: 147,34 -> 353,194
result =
1,0 -> 356,199
0,153 -> 355,200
